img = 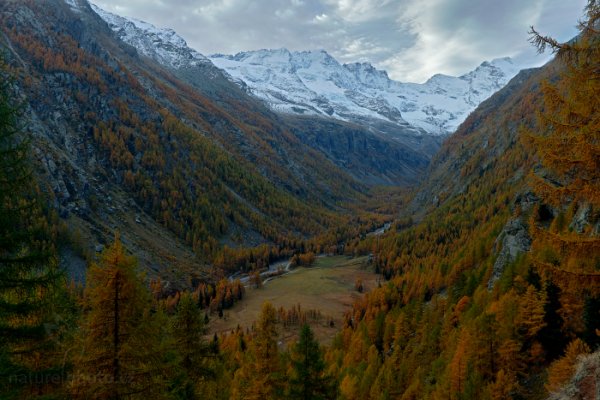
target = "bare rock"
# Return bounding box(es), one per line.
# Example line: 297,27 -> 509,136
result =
547,351 -> 600,400
488,217 -> 532,289
570,203 -> 591,234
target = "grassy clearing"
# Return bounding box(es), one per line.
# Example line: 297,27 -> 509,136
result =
209,255 -> 378,345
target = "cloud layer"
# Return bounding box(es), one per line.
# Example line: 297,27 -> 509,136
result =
92,0 -> 586,82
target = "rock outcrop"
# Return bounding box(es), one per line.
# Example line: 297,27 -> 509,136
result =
547,351 -> 600,400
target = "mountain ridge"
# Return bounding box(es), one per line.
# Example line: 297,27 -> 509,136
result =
210,50 -> 520,135
90,3 -> 521,137
89,2 -> 440,186
0,0 -> 374,286
91,3 -> 212,70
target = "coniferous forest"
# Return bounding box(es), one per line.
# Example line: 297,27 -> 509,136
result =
0,0 -> 599,399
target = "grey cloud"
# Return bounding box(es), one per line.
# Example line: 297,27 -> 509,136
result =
93,0 -> 586,82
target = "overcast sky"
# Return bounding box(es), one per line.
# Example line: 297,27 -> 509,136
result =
92,0 -> 587,83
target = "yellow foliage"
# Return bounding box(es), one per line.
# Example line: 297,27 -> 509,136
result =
546,338 -> 590,393
489,369 -> 518,400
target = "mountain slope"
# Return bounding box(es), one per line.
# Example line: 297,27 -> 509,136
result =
91,3 -> 211,70
93,6 -> 518,140
326,20 -> 600,399
90,3 -> 438,186
0,0 -> 370,285
410,66 -> 542,214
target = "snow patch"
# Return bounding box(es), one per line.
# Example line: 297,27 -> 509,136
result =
64,0 -> 80,11
91,3 -> 209,69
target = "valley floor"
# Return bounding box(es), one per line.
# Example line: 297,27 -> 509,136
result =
209,255 -> 379,345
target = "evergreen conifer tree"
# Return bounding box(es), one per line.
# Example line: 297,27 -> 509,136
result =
288,324 -> 331,400
0,53 -> 65,398
172,291 -> 213,399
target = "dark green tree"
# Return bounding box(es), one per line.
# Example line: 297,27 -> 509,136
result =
172,291 -> 213,399
582,295 -> 600,349
0,53 -> 65,398
538,281 -> 567,360
288,324 -> 331,400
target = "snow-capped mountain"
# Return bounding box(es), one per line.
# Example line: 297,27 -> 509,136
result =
91,3 -> 520,136
91,4 -> 210,69
210,50 -> 520,135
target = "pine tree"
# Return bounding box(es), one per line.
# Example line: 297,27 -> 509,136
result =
70,237 -> 172,399
288,324 -> 331,400
537,281 -> 567,361
0,53 -> 65,398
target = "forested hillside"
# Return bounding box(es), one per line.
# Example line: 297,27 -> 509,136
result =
323,4 -> 600,398
0,0 -> 386,285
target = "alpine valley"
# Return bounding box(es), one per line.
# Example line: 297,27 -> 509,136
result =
0,0 -> 598,399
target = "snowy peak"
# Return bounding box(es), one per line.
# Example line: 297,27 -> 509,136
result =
210,48 -> 406,126
225,48 -> 293,64
457,57 -> 521,105
91,3 -> 209,69
210,48 -> 521,135
213,49 -> 343,76
295,49 -> 340,67
460,57 -> 520,87
344,62 -> 391,90
91,4 -> 521,136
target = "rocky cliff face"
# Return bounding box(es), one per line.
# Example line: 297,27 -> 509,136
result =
487,193 -> 536,289
283,116 -> 435,186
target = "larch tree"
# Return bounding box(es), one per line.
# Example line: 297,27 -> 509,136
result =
70,237 -> 172,399
489,369 -> 518,400
449,330 -> 471,399
528,0 -> 599,203
474,313 -> 499,380
545,338 -> 590,393
516,285 -> 547,343
0,53 -> 65,398
526,0 -> 600,269
231,301 -> 283,400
